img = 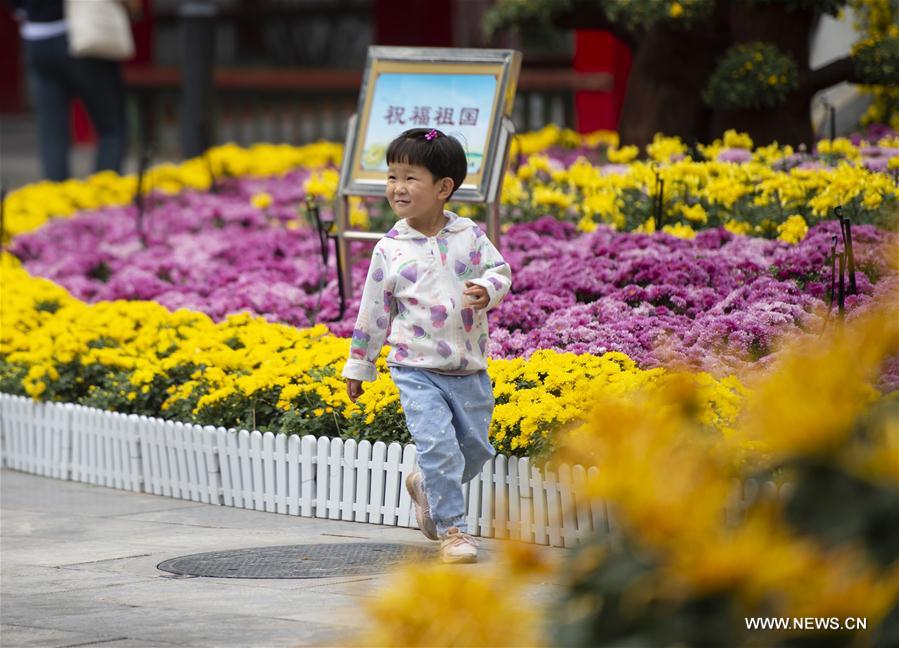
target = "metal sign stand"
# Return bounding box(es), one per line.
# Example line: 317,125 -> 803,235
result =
334,115 -> 515,300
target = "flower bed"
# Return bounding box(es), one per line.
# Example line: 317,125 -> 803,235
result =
1,141 -> 342,242
10,179 -> 897,377
493,127 -> 899,235
361,298 -> 899,645
4,127 -> 898,644
3,127 -> 898,459
0,256 -> 745,456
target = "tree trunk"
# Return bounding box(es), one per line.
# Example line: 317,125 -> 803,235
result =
550,1 -> 855,147
617,22 -> 729,147
709,4 -> 817,146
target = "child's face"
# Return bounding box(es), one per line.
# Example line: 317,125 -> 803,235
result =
386,162 -> 453,221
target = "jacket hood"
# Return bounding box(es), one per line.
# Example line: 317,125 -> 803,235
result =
385,211 -> 476,240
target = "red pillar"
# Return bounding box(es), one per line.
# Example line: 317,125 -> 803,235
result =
574,30 -> 631,132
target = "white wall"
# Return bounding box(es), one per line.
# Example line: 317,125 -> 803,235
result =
809,8 -> 871,137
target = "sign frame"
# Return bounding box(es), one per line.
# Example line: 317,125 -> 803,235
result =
334,46 -> 521,298
339,46 -> 521,201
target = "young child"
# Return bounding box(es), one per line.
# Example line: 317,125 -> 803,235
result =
342,127 -> 512,563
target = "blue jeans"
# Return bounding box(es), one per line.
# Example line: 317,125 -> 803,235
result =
390,366 -> 496,536
25,34 -> 126,181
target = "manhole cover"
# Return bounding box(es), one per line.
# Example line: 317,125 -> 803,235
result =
157,543 -> 435,579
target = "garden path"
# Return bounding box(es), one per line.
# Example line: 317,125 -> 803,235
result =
1,469 -> 565,647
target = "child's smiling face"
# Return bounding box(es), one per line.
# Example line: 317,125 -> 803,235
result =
386,162 -> 453,222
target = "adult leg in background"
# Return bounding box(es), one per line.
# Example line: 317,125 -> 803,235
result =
25,34 -> 72,181
65,51 -> 126,174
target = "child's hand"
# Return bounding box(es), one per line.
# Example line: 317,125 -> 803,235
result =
346,379 -> 364,402
463,282 -> 489,310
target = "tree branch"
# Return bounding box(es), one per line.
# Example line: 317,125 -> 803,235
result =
805,56 -> 859,93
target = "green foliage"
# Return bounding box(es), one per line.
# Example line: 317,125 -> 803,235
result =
742,0 -> 846,17
484,0 -> 715,35
343,400 -> 412,446
78,369 -> 141,412
849,0 -> 899,129
65,361 -> 193,416
222,336 -> 245,351
853,36 -> 899,85
783,460 -> 899,566
483,0 -> 574,37
86,260 -> 112,283
780,398 -> 899,568
279,405 -> 346,438
703,42 -> 799,110
552,543 -> 750,647
34,298 -> 61,314
603,0 -> 715,31
549,394 -> 899,646
0,361 -> 28,396
192,385 -> 283,432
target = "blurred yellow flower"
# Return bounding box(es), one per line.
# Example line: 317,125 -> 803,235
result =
646,133 -> 687,163
250,192 -> 273,209
3,141 -> 341,241
360,563 -> 542,647
776,214 -> 809,243
677,202 -> 708,224
607,145 -> 639,163
724,219 -> 752,236
532,186 -> 574,210
662,222 -> 697,239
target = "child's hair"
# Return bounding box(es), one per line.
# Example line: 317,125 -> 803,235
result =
386,128 -> 467,198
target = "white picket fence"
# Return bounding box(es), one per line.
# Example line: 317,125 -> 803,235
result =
0,394 -> 613,547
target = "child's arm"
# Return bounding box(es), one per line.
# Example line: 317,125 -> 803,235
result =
466,230 -> 512,311
342,243 -> 395,384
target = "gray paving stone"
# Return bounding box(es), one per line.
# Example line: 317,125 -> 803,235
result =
0,623 -> 120,648
1,564 -> 157,596
1,468 -> 567,647
78,639 -> 182,648
3,592 -> 348,647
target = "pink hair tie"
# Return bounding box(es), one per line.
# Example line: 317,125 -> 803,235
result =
424,129 -> 439,141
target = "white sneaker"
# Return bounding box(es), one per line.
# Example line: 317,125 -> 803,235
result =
405,471 -> 438,540
439,527 -> 478,564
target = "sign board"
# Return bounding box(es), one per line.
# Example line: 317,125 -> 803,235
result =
334,46 -> 521,299
339,46 -> 521,202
